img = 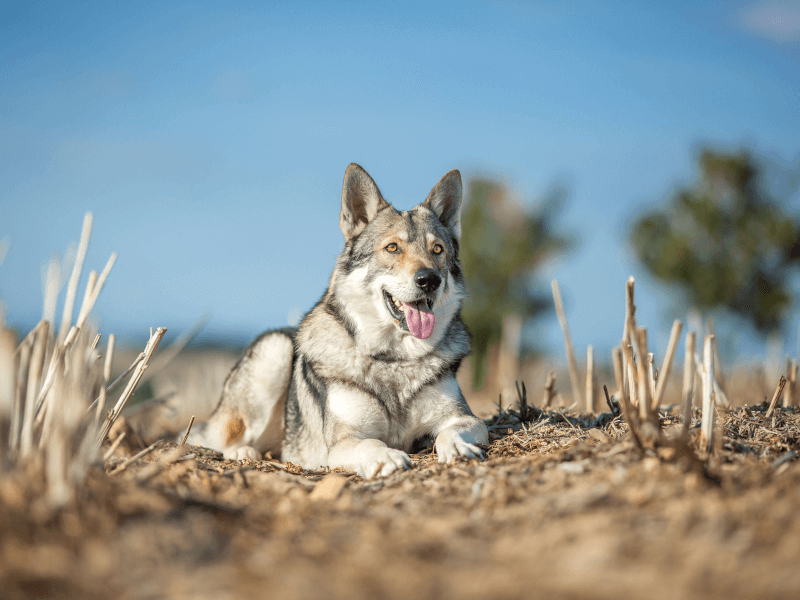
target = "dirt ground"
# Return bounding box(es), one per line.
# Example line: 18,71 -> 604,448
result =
2,389 -> 800,600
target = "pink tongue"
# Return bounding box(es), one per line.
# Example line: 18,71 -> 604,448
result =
403,301 -> 435,339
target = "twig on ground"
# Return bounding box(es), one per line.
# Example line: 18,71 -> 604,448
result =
103,431 -> 127,461
108,440 -> 162,475
555,407 -> 578,432
180,415 -> 196,446
137,444 -> 195,481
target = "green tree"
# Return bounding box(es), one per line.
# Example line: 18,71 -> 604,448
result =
631,149 -> 800,334
461,178 -> 571,389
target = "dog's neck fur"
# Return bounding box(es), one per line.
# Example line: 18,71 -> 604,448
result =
296,282 -> 470,404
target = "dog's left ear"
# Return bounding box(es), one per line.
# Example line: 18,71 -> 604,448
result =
340,163 -> 389,242
424,170 -> 462,238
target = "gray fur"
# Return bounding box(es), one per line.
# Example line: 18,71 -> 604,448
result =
192,164 -> 488,476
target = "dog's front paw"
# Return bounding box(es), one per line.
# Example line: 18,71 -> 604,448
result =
359,446 -> 412,479
435,429 -> 484,464
224,445 -> 260,461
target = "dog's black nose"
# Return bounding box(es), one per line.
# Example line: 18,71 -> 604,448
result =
415,269 -> 442,293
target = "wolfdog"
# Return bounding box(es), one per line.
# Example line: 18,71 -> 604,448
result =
188,164 -> 488,478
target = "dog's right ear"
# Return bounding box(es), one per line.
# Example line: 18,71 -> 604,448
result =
340,163 -> 388,241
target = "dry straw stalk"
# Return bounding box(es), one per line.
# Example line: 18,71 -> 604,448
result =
542,371 -> 556,409
701,335 -> 715,452
551,280 -> 583,408
783,357 -> 797,408
1,211 -> 167,508
58,213 -> 92,346
652,320 -> 683,411
586,345 -> 595,414
765,376 -> 787,419
682,331 -> 696,435
97,327 -> 167,449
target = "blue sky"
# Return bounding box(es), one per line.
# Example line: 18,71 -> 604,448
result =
1,0 -> 799,363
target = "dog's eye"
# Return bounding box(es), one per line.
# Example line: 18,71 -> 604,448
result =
432,244 -> 444,255
386,243 -> 399,253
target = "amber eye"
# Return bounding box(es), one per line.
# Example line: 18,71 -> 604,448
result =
386,243 -> 399,253
432,244 -> 444,255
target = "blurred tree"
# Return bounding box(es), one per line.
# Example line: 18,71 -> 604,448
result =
461,179 -> 571,389
631,149 -> 800,334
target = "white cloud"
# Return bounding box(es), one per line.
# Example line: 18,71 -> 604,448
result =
740,0 -> 800,43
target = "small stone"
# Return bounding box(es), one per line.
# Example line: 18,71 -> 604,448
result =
557,461 -> 586,474
309,474 -> 348,501
588,428 -> 610,443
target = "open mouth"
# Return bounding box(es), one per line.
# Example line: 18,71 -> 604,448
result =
383,291 -> 435,340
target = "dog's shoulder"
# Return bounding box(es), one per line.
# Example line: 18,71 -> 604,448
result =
295,293 -> 357,361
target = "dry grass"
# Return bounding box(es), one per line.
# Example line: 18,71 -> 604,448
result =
3,396 -> 800,600
3,222 -> 800,599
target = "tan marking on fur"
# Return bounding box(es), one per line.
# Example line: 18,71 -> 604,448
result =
377,221 -> 444,276
395,243 -> 438,277
224,416 -> 246,445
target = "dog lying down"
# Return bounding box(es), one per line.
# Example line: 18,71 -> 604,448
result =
187,164 -> 488,478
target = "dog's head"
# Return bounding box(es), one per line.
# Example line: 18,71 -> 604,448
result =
333,163 -> 466,352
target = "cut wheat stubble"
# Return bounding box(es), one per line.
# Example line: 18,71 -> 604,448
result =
682,331 -> 696,436
700,335 -> 716,452
551,280 -> 583,408
765,376 -> 787,420
96,327 -> 167,450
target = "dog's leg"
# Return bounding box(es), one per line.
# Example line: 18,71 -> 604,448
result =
328,438 -> 412,479
410,375 -> 489,464
188,330 -> 294,460
317,382 -> 412,478
433,415 -> 488,463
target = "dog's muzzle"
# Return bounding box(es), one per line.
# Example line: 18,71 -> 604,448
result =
415,269 -> 441,293
383,291 -> 436,340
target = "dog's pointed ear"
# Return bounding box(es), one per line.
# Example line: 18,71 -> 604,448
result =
340,163 -> 389,241
423,169 -> 462,238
